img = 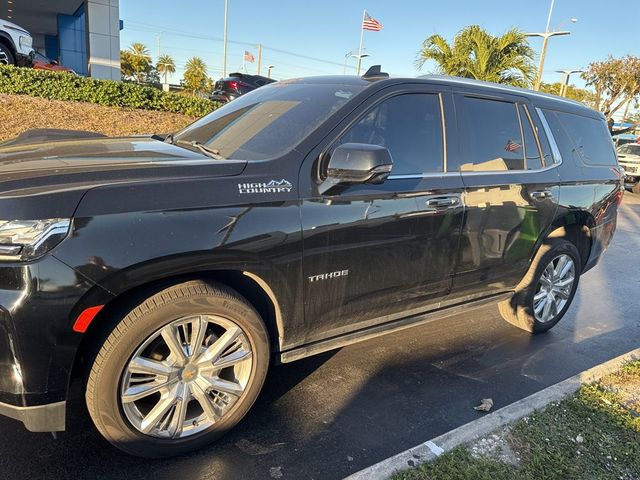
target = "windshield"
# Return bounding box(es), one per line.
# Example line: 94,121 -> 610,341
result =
173,81 -> 366,160
619,144 -> 640,156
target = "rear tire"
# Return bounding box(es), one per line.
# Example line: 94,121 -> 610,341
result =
0,44 -> 15,65
499,239 -> 581,333
86,280 -> 270,458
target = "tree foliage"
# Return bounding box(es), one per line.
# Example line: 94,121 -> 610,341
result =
120,42 -> 153,83
539,82 -> 596,107
582,55 -> 640,121
416,25 -> 536,87
183,57 -> 212,96
157,54 -> 176,85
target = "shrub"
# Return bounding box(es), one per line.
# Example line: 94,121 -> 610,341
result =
0,65 -> 218,117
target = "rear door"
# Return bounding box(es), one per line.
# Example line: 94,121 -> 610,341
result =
449,92 -> 560,298
299,85 -> 465,344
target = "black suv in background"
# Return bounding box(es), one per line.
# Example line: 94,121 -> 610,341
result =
210,72 -> 275,103
0,71 -> 621,457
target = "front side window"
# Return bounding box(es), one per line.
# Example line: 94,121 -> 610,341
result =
335,93 -> 444,175
459,97 -> 526,172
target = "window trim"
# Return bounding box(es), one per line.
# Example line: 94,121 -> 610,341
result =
520,104 -> 546,169
322,91 -> 448,180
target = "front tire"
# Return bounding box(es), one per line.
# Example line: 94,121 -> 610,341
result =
499,239 -> 581,333
0,44 -> 15,65
86,280 -> 270,458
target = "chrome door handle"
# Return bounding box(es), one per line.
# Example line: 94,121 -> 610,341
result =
425,197 -> 460,208
530,190 -> 551,199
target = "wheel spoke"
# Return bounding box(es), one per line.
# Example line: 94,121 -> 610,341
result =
197,326 -> 243,365
213,348 -> 252,370
558,258 -> 574,279
128,356 -> 175,377
534,296 -> 547,314
140,385 -> 180,434
122,377 -> 177,403
533,289 -> 547,302
188,316 -> 208,358
554,255 -> 568,278
208,377 -> 244,396
168,383 -> 190,438
541,296 -> 553,322
161,326 -> 187,363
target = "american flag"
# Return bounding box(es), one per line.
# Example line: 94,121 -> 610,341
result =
244,50 -> 255,63
362,12 -> 383,31
504,139 -> 521,153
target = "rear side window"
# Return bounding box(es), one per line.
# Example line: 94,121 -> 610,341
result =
548,111 -> 617,166
336,93 -> 444,175
459,97 -> 525,171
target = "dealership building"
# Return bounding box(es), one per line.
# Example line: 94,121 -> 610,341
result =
4,0 -> 120,79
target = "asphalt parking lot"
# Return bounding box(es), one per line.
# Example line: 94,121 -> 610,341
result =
1,194 -> 639,480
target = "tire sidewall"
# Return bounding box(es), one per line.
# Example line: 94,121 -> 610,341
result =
88,288 -> 269,458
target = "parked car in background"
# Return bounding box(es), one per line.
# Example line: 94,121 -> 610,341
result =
211,72 -> 275,103
0,18 -> 34,66
0,70 -> 621,458
32,51 -> 75,74
617,142 -> 640,193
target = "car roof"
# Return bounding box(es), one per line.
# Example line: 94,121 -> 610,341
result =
290,74 -> 600,118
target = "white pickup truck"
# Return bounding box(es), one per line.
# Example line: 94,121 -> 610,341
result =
617,143 -> 640,194
0,18 -> 34,66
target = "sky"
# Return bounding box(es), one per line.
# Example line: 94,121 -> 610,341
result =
120,0 -> 638,89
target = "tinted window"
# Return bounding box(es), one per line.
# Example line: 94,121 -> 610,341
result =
460,97 -> 524,171
554,111 -> 617,166
542,110 -> 582,167
174,82 -> 366,160
336,94 -> 444,175
519,105 -> 544,170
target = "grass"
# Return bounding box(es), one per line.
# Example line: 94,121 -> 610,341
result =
393,360 -> 640,480
0,93 -> 197,142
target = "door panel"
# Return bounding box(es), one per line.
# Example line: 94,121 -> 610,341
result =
299,88 -> 464,344
449,93 -> 560,298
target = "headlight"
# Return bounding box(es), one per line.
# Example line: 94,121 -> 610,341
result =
19,35 -> 32,49
0,219 -> 71,261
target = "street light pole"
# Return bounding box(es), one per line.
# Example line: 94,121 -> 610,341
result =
267,65 -> 275,78
222,0 -> 229,77
556,69 -> 583,97
528,0 -> 576,91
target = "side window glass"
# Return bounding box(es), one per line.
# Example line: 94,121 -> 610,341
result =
336,93 -> 444,175
459,97 -> 524,171
518,105 -> 544,170
554,111 -> 617,166
541,110 -> 582,166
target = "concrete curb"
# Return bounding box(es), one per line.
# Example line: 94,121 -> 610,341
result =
346,347 -> 640,480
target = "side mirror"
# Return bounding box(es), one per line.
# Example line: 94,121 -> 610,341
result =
319,143 -> 393,194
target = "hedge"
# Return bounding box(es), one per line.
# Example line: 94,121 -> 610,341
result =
0,65 -> 219,117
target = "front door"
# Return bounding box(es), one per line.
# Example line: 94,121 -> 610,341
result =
300,88 -> 465,344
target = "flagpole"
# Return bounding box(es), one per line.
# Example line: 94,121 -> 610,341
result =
222,0 -> 229,77
356,9 -> 366,76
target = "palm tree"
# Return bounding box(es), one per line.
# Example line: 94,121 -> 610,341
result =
157,54 -> 176,87
183,57 -> 210,95
129,42 -> 151,59
416,25 -> 536,88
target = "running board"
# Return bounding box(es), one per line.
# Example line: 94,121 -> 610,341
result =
279,292 -> 513,363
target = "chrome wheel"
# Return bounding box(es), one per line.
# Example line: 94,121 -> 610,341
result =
120,315 -> 253,439
533,254 -> 575,323
0,50 -> 9,65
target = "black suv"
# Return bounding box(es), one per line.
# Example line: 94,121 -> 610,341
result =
211,72 -> 275,103
0,72 -> 621,457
